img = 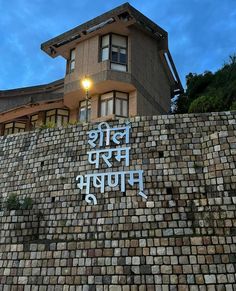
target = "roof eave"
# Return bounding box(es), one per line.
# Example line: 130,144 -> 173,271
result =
0,78 -> 64,98
41,2 -> 167,58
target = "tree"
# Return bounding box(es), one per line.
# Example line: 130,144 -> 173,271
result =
173,54 -> 236,114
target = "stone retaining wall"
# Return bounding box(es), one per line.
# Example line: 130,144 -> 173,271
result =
0,112 -> 236,290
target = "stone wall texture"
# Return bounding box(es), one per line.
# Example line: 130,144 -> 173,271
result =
0,111 -> 236,290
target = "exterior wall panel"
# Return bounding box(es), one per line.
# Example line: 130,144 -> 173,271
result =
130,27 -> 171,114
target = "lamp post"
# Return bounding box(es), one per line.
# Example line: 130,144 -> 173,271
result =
81,77 -> 92,123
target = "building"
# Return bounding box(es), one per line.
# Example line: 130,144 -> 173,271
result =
0,2 -> 183,135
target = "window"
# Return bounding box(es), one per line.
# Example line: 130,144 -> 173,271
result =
115,92 -> 128,117
101,35 -> 110,61
100,91 -> 128,117
69,49 -> 75,72
100,34 -> 127,72
30,114 -> 38,128
79,100 -> 91,122
45,109 -> 69,126
4,121 -> 26,135
100,92 -> 114,116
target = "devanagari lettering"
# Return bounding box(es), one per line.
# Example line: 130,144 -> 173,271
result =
114,147 -> 130,166
112,123 -> 130,145
128,169 -> 147,199
87,122 -> 111,148
75,121 -> 147,205
87,122 -> 131,148
76,170 -> 146,196
76,175 -> 91,194
87,147 -> 130,168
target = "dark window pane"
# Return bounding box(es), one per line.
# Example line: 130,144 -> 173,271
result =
111,47 -> 118,62
120,52 -> 127,64
111,52 -> 118,62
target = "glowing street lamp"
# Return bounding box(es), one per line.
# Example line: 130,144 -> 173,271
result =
81,77 -> 92,123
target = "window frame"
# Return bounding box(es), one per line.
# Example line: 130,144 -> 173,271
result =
99,91 -> 129,118
99,33 -> 128,72
3,121 -> 26,135
79,100 -> 91,122
30,114 -> 39,129
68,48 -> 76,73
100,34 -> 111,62
115,92 -> 129,117
45,108 -> 69,126
100,92 -> 114,116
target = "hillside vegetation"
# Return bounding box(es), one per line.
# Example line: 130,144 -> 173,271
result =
174,55 -> 236,114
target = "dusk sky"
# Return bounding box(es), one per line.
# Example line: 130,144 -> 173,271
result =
0,0 -> 235,90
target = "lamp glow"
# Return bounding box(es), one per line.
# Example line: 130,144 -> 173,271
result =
81,78 -> 92,91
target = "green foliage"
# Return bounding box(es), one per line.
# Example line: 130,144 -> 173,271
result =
187,71 -> 214,99
20,197 -> 33,210
5,193 -> 20,211
62,120 -> 83,129
174,54 -> 236,113
188,93 -> 224,113
66,120 -> 82,126
230,101 -> 236,110
39,121 -> 56,130
5,194 -> 33,211
38,120 -> 82,130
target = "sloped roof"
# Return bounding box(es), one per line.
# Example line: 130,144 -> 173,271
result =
0,79 -> 64,114
41,3 -> 167,57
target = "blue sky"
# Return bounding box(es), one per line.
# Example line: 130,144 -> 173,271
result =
0,0 -> 235,90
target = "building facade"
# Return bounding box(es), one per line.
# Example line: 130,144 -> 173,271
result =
0,3 -> 183,135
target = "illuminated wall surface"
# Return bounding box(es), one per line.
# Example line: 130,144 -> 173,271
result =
0,112 -> 236,290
